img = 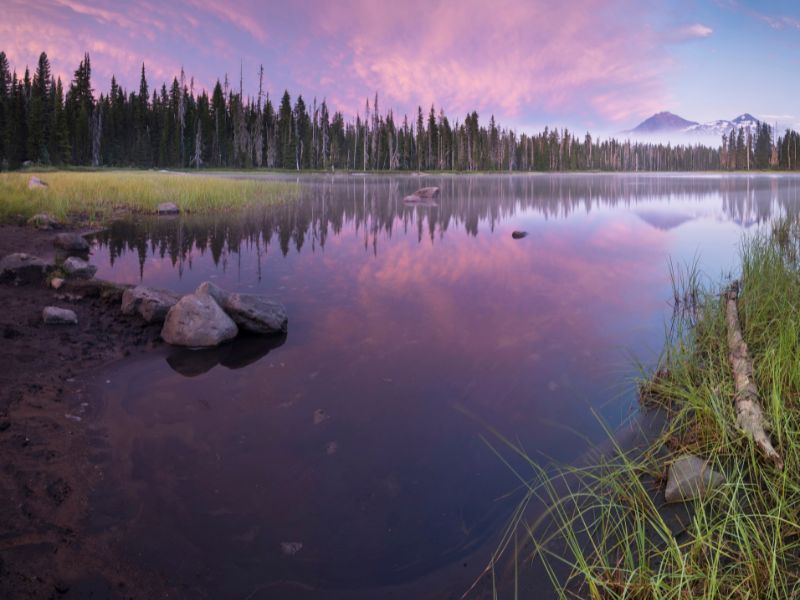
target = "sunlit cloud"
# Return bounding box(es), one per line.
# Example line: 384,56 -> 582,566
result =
1,0 -> 792,132
670,23 -> 714,40
759,15 -> 800,30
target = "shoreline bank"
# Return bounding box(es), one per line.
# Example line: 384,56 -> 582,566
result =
0,224 -> 175,597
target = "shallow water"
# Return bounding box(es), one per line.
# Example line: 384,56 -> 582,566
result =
84,173 -> 800,598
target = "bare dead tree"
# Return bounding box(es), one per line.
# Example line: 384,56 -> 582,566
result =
91,107 -> 102,166
178,67 -> 186,165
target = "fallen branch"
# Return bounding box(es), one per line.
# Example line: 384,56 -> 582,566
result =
725,280 -> 783,469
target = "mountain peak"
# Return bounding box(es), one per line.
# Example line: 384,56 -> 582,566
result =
626,112 -> 767,141
628,112 -> 699,134
733,113 -> 758,123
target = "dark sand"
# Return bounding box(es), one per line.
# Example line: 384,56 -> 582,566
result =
0,225 -> 173,598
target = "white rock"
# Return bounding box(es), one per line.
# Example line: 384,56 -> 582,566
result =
161,292 -> 238,347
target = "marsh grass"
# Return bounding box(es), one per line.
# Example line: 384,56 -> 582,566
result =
0,170 -> 298,223
488,219 -> 800,599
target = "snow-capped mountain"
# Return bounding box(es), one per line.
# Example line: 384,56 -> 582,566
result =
625,112 -> 768,143
683,113 -> 762,138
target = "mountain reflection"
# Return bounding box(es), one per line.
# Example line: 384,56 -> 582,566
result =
91,174 -> 800,278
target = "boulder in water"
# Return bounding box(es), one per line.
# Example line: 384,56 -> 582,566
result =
121,285 -> 182,323
197,281 -> 288,334
161,292 -> 238,347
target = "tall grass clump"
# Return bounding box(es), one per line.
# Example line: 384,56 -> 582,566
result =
491,218 -> 800,599
0,170 -> 298,222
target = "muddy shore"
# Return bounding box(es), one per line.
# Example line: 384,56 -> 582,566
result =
0,224 -> 174,598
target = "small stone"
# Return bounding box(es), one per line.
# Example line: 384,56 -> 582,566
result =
62,256 -> 97,279
156,202 -> 180,215
28,176 -> 48,189
665,454 -> 725,503
511,231 -> 528,239
53,232 -> 90,253
51,277 -> 65,290
43,306 -> 78,325
27,213 -> 61,230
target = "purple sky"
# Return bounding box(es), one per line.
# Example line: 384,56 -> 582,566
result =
3,0 -> 800,135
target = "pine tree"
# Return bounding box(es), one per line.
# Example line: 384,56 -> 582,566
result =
277,90 -> 293,169
0,51 -> 10,167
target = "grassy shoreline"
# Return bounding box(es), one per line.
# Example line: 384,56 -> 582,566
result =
496,219 -> 800,598
0,170 -> 299,224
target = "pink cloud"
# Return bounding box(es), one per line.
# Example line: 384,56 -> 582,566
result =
308,0 -> 672,123
0,0 -> 706,128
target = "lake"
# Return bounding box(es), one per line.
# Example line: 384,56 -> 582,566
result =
82,173 -> 799,598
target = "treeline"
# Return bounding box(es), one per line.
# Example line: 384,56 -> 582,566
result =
0,51 -> 796,173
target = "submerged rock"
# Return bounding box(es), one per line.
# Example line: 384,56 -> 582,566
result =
665,454 -> 725,503
161,292 -> 238,347
53,232 -> 90,253
511,231 -> 528,239
0,253 -> 53,284
28,213 -> 61,230
42,306 -> 77,325
62,256 -> 97,279
121,285 -> 181,323
156,202 -> 180,215
197,281 -> 288,334
28,176 -> 48,189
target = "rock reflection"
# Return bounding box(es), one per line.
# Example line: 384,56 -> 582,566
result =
166,333 -> 287,377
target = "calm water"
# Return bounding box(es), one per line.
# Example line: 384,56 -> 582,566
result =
83,173 -> 799,598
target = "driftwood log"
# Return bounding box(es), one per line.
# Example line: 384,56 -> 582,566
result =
725,280 -> 783,469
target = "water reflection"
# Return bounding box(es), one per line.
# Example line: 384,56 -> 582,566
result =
91,174 -> 800,280
84,174 -> 800,599
166,334 -> 287,377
